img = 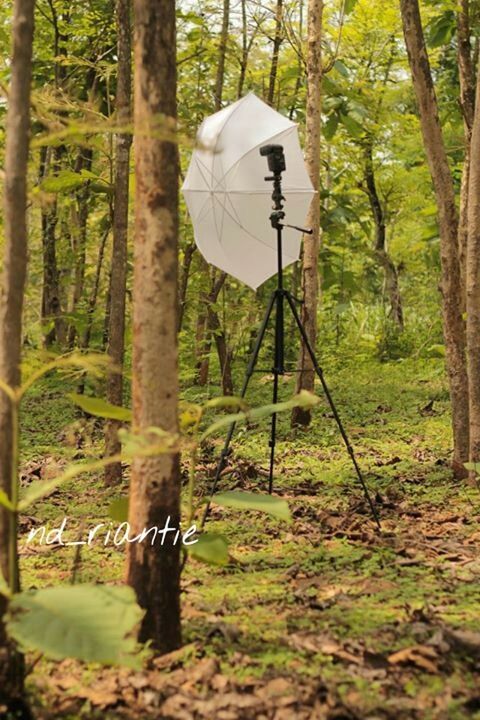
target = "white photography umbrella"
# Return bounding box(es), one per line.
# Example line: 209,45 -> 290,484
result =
182,93 -> 315,289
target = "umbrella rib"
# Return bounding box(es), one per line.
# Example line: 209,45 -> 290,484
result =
221,125 -> 299,189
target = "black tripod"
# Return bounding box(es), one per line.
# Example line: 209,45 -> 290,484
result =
202,144 -> 380,530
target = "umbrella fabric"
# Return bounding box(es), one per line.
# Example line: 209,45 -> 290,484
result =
182,93 -> 315,289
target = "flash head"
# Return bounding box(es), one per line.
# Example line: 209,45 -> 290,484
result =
259,144 -> 286,174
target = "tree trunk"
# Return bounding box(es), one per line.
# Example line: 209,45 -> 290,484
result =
267,0 -> 283,107
39,146 -> 64,347
105,0 -> 132,486
364,143 -> 404,328
195,256 -> 212,386
127,0 -> 181,652
457,0 -> 475,313
466,65 -> 480,470
291,0 -> 323,427
80,225 -> 110,350
68,147 -> 94,348
238,0 -> 248,97
196,0 -> 232,388
177,240 -> 195,333
400,0 -> 469,477
214,0 -> 229,111
0,0 -> 35,708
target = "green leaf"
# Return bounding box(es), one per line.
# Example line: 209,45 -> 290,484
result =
0,489 -> 14,512
68,393 -> 132,421
323,114 -> 339,141
344,0 -> 358,14
41,169 -> 103,194
427,11 -> 455,48
464,462 -> 480,475
339,112 -> 364,139
6,584 -> 144,668
109,497 -> 129,523
426,344 -> 445,358
201,391 -> 319,441
189,533 -> 229,565
334,59 -> 349,78
0,567 -> 11,599
204,396 -> 248,411
212,491 -> 291,522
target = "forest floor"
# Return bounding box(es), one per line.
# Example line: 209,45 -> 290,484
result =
16,354 -> 480,719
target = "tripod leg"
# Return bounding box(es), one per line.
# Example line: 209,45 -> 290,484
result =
285,292 -> 381,530
201,291 -> 277,528
268,370 -> 279,494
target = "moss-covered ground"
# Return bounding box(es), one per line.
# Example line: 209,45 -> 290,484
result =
16,354 -> 480,719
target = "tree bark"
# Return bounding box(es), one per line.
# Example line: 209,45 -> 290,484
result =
0,0 -> 35,708
292,0 -> 323,427
207,272 -> 233,395
39,146 -> 64,347
267,0 -> 284,107
457,0 -> 475,312
105,0 -> 132,486
127,0 -> 181,652
196,0 -> 233,389
177,240 -> 195,333
214,0 -> 229,111
400,0 -> 469,477
466,64 -> 480,469
68,147 -> 94,348
238,0 -> 248,97
364,143 -> 404,328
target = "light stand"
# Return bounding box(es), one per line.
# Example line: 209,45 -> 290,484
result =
201,144 -> 380,530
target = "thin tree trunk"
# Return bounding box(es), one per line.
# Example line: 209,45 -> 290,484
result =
364,143 -> 404,328
127,0 -> 181,652
68,148 -> 94,348
196,0 -> 232,388
238,0 -> 248,97
457,0 -> 475,313
105,0 -> 132,486
292,0 -> 323,427
400,0 -> 469,477
207,272 -> 233,395
267,0 -> 283,107
214,0 -> 229,111
289,0 -> 304,119
195,256 -> 212,386
177,240 -> 195,332
39,146 -> 64,347
0,0 -> 35,708
466,65 -> 480,470
80,225 -> 110,350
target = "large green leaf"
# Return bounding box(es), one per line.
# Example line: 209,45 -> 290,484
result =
68,393 -> 132,421
6,584 -> 143,668
189,532 -> 229,565
212,491 -> 291,522
201,391 -> 319,441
